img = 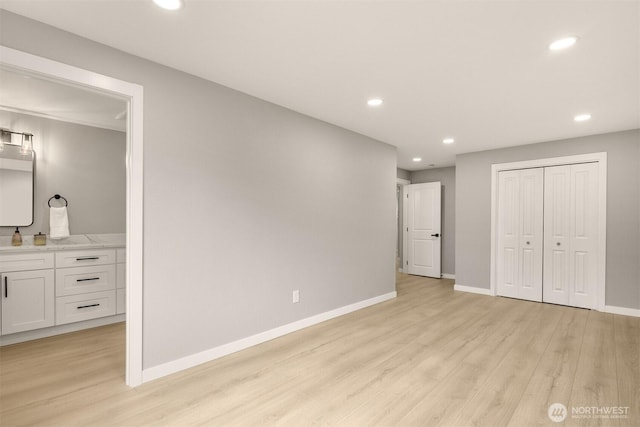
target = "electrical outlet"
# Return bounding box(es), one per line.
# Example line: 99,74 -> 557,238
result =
292,290 -> 300,304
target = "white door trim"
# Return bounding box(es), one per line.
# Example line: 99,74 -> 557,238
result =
402,184 -> 409,272
397,178 -> 410,272
490,153 -> 607,311
0,46 -> 145,386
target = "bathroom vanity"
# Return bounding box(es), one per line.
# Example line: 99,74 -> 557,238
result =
0,233 -> 125,345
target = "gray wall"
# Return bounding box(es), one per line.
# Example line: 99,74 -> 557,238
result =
0,111 -> 125,236
0,11 -> 397,368
456,129 -> 640,310
397,168 -> 410,180
410,167 -> 455,276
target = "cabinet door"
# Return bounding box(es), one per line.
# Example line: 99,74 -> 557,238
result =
1,269 -> 55,334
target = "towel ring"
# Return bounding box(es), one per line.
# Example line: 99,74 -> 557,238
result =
48,194 -> 68,207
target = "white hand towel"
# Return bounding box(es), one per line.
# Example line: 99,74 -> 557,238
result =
50,206 -> 70,240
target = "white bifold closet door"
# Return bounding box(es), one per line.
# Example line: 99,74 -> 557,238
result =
497,162 -> 599,309
543,163 -> 599,309
496,168 -> 544,301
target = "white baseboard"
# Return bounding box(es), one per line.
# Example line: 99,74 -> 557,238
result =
453,284 -> 493,296
603,305 -> 640,318
142,291 -> 397,383
442,274 -> 455,280
0,314 -> 125,346
451,286 -> 639,316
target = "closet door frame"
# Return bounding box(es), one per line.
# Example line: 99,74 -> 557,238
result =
489,152 -> 607,311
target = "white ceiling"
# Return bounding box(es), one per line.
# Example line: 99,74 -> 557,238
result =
1,1 -> 639,170
0,66 -> 127,132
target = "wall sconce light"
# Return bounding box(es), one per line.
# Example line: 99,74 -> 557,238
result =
0,128 -> 34,155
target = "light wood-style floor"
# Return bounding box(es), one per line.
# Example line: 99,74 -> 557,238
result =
1,273 -> 639,426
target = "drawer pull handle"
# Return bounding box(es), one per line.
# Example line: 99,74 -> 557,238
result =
76,257 -> 100,261
77,277 -> 100,282
77,303 -> 100,310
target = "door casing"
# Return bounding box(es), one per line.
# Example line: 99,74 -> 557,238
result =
0,46 -> 145,386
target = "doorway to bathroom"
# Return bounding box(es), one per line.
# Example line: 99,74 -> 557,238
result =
0,46 -> 143,386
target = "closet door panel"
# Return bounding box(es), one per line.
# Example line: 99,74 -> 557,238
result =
497,169 -> 543,301
569,162 -> 598,309
518,168 -> 543,301
543,166 -> 571,305
497,171 -> 520,298
543,163 -> 598,309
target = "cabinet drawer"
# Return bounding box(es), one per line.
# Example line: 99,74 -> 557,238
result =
0,252 -> 54,272
55,291 -> 116,325
116,248 -> 126,264
116,288 -> 125,314
55,265 -> 116,296
55,249 -> 116,268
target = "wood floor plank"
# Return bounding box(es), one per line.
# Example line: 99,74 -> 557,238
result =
507,306 -> 589,426
566,311 -> 620,427
393,299 -> 560,426
262,290 -> 502,425
614,315 -> 640,427
339,295 -> 538,426
1,273 -> 638,426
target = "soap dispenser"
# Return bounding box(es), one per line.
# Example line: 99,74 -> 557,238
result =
11,227 -> 22,246
34,232 -> 47,246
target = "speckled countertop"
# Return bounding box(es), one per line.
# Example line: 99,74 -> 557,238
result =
0,233 -> 125,252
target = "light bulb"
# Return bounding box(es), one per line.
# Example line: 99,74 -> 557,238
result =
20,133 -> 33,155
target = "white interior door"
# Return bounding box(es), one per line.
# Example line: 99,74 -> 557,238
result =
543,163 -> 599,309
496,169 -> 543,301
407,182 -> 441,278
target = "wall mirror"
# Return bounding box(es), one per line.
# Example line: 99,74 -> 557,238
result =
0,141 -> 35,226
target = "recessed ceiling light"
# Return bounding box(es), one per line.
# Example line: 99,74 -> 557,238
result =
574,113 -> 591,122
412,157 -> 422,162
442,138 -> 455,144
153,0 -> 184,10
367,98 -> 383,107
549,36 -> 578,51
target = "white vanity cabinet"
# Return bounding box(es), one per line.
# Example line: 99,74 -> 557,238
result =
0,252 -> 55,335
116,248 -> 126,314
54,249 -> 117,325
0,238 -> 125,344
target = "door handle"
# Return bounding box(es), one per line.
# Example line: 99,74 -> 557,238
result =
3,276 -> 7,298
431,233 -> 440,237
